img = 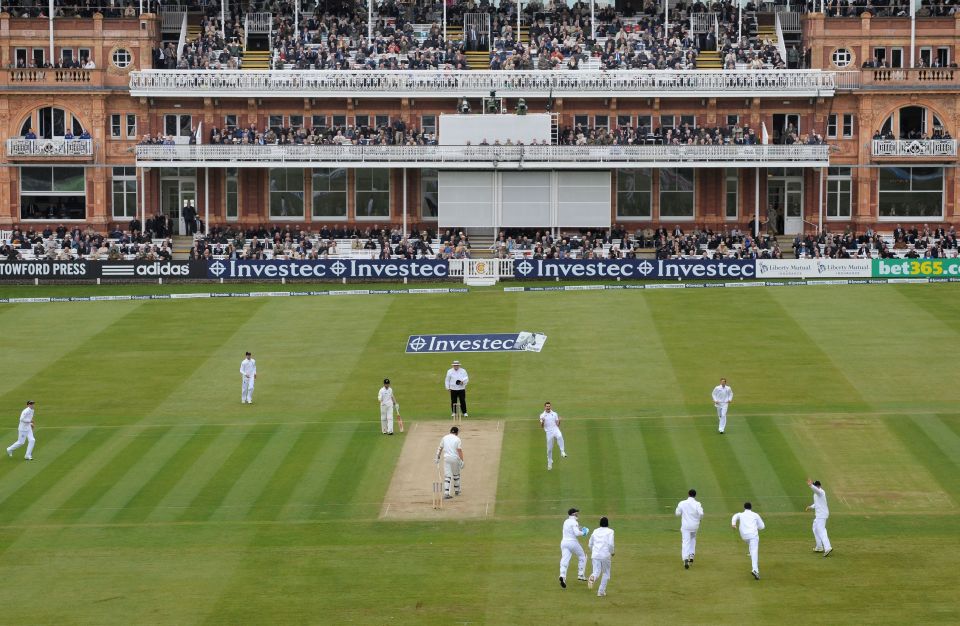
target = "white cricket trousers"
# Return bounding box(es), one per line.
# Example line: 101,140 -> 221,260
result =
590,556 -> 612,595
546,429 -> 565,463
716,402 -> 728,432
559,539 -> 585,579
443,456 -> 461,497
379,405 -> 394,434
7,427 -> 35,458
241,376 -> 255,403
681,527 -> 698,560
742,535 -> 760,573
813,517 -> 832,551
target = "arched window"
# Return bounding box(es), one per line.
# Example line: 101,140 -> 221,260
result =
19,106 -> 84,139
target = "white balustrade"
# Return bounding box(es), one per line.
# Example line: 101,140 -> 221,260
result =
6,139 -> 94,158
129,69 -> 838,98
135,143 -> 830,168
871,139 -> 957,157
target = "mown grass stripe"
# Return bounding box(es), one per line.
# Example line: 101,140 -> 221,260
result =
146,425 -> 253,523
111,425 -> 226,524
46,426 -> 175,524
308,428 -> 384,520
183,427 -> 276,522
695,423 -> 753,508
720,421 -> 793,506
586,420 -> 624,515
611,421 -> 660,515
937,413 -> 960,443
884,416 -> 960,506
247,426 -> 328,522
638,418 -> 687,508
276,424 -> 360,521
77,424 -> 200,525
208,425 -> 304,522
743,416 -> 808,512
0,428 -> 132,525
911,415 -> 960,469
0,428 -> 72,496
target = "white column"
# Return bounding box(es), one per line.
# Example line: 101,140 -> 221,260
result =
140,167 -> 147,230
295,0 -> 299,34
818,167 -> 824,234
204,169 -> 210,236
754,167 -> 760,237
368,0 -> 374,42
591,0 -> 595,40
517,0 -> 521,43
738,4 -> 742,43
443,1 -> 447,42
221,0 -> 227,38
910,14 -> 916,68
401,168 -> 407,237
48,0 -> 54,63
664,0 -> 670,37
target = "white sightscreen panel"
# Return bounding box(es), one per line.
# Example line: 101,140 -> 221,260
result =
501,172 -> 551,227
439,114 -> 552,146
438,171 -> 494,228
557,171 -> 611,227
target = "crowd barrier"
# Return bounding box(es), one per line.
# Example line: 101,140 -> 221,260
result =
1,258 -> 960,281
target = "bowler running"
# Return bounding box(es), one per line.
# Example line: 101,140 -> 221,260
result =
540,401 -> 567,470
711,378 -> 733,433
6,400 -> 36,461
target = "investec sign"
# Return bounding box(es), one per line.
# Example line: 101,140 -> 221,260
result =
512,259 -> 756,279
208,259 -> 449,279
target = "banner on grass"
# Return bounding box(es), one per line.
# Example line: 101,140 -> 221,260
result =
511,259 -> 756,280
756,259 -> 872,279
207,259 -> 449,280
872,258 -> 960,278
406,332 -> 548,353
0,261 -> 206,280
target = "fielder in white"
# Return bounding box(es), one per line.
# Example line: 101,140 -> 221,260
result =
6,400 -> 36,461
435,426 -> 463,499
806,479 -> 833,556
377,378 -> 398,435
558,507 -> 587,588
711,378 -> 733,434
676,488 -> 704,569
731,502 -> 765,580
540,401 -> 567,471
588,516 -> 615,597
240,351 -> 257,404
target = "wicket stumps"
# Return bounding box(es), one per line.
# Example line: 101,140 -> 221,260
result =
453,404 -> 463,423
432,464 -> 444,510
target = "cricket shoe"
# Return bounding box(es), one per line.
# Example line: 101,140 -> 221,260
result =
463,413 -> 468,417
587,575 -> 595,590
823,549 -> 833,557
752,570 -> 760,580
451,413 -> 456,418
561,452 -> 567,458
597,592 -> 606,597
559,576 -> 566,589
813,548 -> 824,553
443,495 -> 452,500
577,576 -> 587,582
684,559 -> 689,569
547,461 -> 553,470
25,457 -> 33,461
6,449 -> 11,458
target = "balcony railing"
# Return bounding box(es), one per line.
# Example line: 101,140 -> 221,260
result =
128,69 -> 838,99
2,69 -> 101,88
853,68 -> 960,89
872,139 -> 958,157
135,143 -> 830,169
6,139 -> 94,158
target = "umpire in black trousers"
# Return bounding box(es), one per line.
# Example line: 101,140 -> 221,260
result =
444,360 -> 469,417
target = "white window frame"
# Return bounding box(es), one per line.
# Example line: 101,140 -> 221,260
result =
126,114 -> 137,139
225,167 -> 239,221
20,166 -> 87,221
826,113 -> 838,139
659,168 -> 696,221
112,166 -> 138,219
725,169 -> 739,220
354,168 -> 392,221
311,168 -> 348,221
110,113 -> 122,139
616,168 -> 653,220
826,167 -> 852,220
877,166 -> 944,222
842,114 -> 854,139
268,168 -> 305,220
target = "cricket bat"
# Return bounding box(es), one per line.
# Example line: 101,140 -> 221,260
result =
396,404 -> 404,432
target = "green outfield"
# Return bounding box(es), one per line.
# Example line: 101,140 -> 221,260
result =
0,283 -> 958,625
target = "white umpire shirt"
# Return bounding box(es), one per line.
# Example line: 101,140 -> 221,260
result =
540,410 -> 561,433
18,407 -> 34,431
240,358 -> 257,379
676,497 -> 704,530
445,367 -> 469,391
439,433 -> 462,460
378,386 -> 395,407
731,509 -> 765,539
712,384 -> 733,404
810,485 -> 830,519
561,515 -> 582,541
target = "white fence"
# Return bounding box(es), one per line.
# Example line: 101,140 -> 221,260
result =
129,69 -> 838,98
135,144 -> 831,168
7,139 -> 94,158
448,259 -> 514,285
871,139 -> 957,157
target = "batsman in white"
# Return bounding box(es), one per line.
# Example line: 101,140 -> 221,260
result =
731,501 -> 765,580
240,351 -> 257,404
558,507 -> 588,588
435,426 -> 463,499
711,377 -> 733,434
587,516 -> 615,597
540,401 -> 567,471
806,479 -> 833,556
377,378 -> 398,435
675,488 -> 704,569
6,400 -> 36,461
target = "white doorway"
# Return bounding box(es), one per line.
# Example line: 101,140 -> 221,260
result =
160,168 -> 196,236
768,176 -> 804,235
